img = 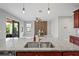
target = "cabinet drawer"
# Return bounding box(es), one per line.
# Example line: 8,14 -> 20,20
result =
70,36 -> 79,46
75,39 -> 79,46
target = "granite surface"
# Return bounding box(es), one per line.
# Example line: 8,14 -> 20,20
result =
0,37 -> 79,51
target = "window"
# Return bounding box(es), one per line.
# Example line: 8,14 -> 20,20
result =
6,22 -> 12,34
26,23 -> 31,32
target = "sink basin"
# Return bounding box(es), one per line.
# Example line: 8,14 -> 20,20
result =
24,42 -> 54,48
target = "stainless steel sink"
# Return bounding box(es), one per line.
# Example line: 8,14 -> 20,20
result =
24,42 -> 54,48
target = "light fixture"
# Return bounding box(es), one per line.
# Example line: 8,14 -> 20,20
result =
22,4 -> 25,14
48,7 -> 50,14
48,3 -> 50,14
22,7 -> 25,14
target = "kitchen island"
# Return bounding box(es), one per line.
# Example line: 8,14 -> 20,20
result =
0,37 -> 79,56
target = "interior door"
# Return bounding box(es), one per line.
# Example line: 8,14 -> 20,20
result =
58,17 -> 73,41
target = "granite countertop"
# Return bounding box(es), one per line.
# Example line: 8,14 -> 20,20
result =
70,35 -> 79,37
0,37 -> 79,51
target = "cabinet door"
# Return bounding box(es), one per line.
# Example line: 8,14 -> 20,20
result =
70,36 -> 79,46
70,36 -> 74,43
16,52 -> 62,56
42,21 -> 47,35
34,21 -> 47,36
70,36 -> 76,44
35,52 -> 62,56
75,38 -> 79,46
74,10 -> 79,28
63,52 -> 79,56
16,52 -> 37,56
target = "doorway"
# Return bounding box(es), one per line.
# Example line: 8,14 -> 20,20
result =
6,18 -> 19,38
58,16 -> 73,41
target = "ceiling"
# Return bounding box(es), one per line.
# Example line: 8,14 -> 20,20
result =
0,3 -> 79,21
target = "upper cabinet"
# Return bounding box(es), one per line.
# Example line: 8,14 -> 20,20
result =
74,9 -> 79,28
34,18 -> 47,36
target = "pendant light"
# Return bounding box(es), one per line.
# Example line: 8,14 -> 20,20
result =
22,3 -> 25,14
48,3 -> 50,14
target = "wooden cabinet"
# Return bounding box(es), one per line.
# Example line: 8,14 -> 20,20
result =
74,9 -> 79,28
63,52 -> 79,56
70,36 -> 79,46
16,52 -> 62,56
35,19 -> 47,36
16,51 -> 79,56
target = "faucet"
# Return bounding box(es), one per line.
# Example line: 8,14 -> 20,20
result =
35,35 -> 42,48
38,38 -> 41,48
39,38 -> 42,42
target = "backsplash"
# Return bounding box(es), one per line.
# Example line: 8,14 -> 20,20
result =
74,28 -> 79,36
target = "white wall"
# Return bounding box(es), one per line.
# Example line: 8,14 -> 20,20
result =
50,18 -> 58,39
19,21 -> 24,38
0,12 -> 6,47
0,9 -> 24,47
47,21 -> 52,36
50,16 -> 79,41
